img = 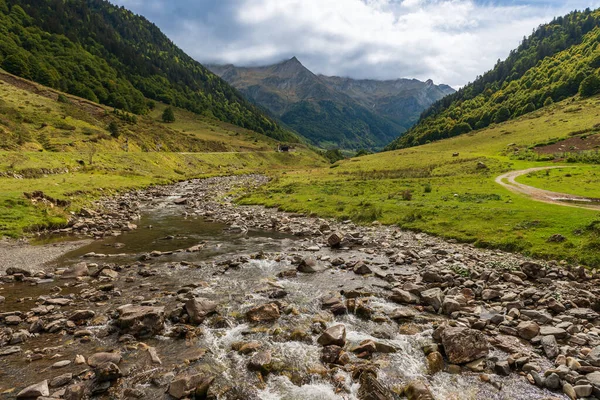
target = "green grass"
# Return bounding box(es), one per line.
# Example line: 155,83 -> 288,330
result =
242,94 -> 600,267
0,74 -> 325,237
516,166 -> 600,198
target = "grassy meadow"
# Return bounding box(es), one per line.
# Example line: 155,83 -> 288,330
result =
0,72 -> 325,237
242,95 -> 600,266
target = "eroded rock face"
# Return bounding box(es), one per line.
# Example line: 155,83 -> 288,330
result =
440,327 -> 489,364
115,305 -> 165,337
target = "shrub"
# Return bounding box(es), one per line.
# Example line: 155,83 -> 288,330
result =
402,190 -> 413,201
579,73 -> 600,97
57,94 -> 70,104
162,107 -> 175,123
424,183 -> 432,193
107,121 -> 120,138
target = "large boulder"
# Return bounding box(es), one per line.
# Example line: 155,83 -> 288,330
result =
185,298 -> 218,325
440,327 -> 489,364
87,352 -> 121,368
115,305 -> 165,337
246,303 -> 280,323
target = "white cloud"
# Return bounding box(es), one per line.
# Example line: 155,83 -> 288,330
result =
112,0 -> 600,87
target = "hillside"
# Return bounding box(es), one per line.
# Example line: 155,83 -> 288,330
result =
244,90 -> 600,266
388,8 -> 600,150
0,0 -> 297,142
209,58 -> 453,150
0,69 -> 325,236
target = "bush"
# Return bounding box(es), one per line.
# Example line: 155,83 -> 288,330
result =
57,94 -> 70,104
162,107 -> 175,123
402,190 -> 413,201
579,73 -> 600,97
107,121 -> 120,138
424,183 -> 432,193
543,97 -> 554,107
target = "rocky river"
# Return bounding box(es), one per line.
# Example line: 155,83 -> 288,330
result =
1,175 -> 600,399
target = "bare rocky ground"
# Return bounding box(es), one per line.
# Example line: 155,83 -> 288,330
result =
0,239 -> 91,274
1,175 -> 600,399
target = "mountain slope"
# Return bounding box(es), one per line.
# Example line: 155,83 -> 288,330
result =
387,8 -> 600,150
0,0 -> 297,142
209,58 -> 453,150
318,76 -> 454,129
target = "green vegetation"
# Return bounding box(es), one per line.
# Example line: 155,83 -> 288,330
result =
0,0 -> 297,141
162,107 -> 175,123
516,166 -> 600,198
243,93 -> 600,266
388,8 -> 600,150
0,71 -> 325,237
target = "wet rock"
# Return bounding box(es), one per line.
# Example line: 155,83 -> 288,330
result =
116,305 -> 165,337
494,361 -> 511,376
168,372 -> 214,399
16,380 -> 49,399
49,373 -> 73,388
88,352 -> 122,367
95,362 -> 122,382
404,380 -> 435,400
185,298 -> 218,324
6,267 -> 32,277
246,303 -> 280,323
516,321 -> 540,340
353,262 -> 372,275
297,257 -> 323,273
357,370 -> 394,400
321,295 -> 347,315
327,232 -> 343,248
390,289 -> 419,304
248,350 -> 272,374
68,310 -> 96,322
61,263 -> 89,279
440,327 -> 489,364
63,383 -> 86,400
52,360 -> 71,368
544,372 -> 561,390
426,351 -> 444,374
420,288 -> 444,312
541,335 -> 559,359
317,324 -> 346,347
352,340 -> 377,358
321,345 -> 343,364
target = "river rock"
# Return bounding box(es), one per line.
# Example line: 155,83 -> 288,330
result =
49,373 -> 73,388
88,352 -> 122,367
421,288 -> 444,312
317,324 -> 346,347
390,289 -> 419,304
16,380 -> 49,399
116,305 -> 165,337
248,350 -> 272,373
541,335 -> 559,359
246,303 -> 280,322
68,310 -> 96,322
321,345 -> 343,364
440,327 -> 489,364
520,261 -> 545,279
297,257 -> 323,273
544,372 -> 561,390
327,232 -> 343,248
404,380 -> 435,400
185,298 -> 218,324
426,351 -> 444,374
357,370 -> 394,400
516,321 -> 540,340
61,263 -> 89,279
168,372 -> 214,399
95,362 -> 122,382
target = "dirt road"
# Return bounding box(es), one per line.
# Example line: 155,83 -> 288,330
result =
495,166 -> 600,210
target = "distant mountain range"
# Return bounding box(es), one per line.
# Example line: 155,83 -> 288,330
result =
209,58 -> 454,150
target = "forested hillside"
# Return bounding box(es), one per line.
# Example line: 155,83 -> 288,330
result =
387,8 -> 600,150
0,0 -> 297,142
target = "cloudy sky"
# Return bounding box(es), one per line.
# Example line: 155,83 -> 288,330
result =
112,0 -> 598,87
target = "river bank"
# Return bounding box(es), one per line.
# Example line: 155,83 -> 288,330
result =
1,175 -> 599,399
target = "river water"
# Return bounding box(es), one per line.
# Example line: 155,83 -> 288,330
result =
0,181 -> 565,399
